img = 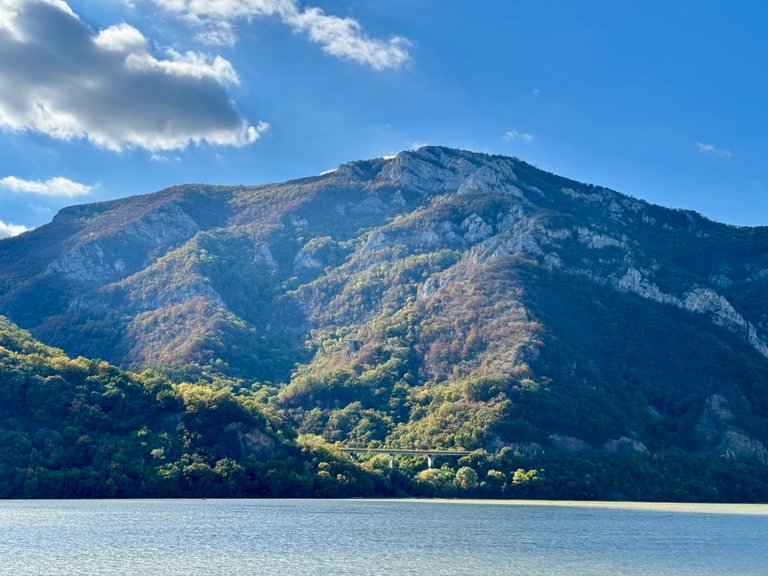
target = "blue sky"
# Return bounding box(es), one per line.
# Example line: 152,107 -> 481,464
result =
0,0 -> 766,236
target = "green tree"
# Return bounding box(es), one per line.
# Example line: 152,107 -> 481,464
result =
455,466 -> 480,492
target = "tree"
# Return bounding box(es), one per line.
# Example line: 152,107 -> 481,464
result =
486,469 -> 506,492
455,466 -> 480,492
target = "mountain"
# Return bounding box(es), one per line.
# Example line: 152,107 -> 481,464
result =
2,146 -> 768,500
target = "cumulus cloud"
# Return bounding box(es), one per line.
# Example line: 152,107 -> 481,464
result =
0,0 -> 265,151
696,142 -> 732,157
0,175 -> 94,197
504,130 -> 534,143
0,219 -> 29,238
150,0 -> 411,70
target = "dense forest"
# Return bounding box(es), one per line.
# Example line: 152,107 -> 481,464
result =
2,316 -> 767,501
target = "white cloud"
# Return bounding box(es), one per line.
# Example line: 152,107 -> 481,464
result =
248,120 -> 271,140
150,0 -> 411,70
152,0 -> 284,21
0,175 -> 94,197
504,130 -> 534,143
0,0 -> 75,40
285,6 -> 410,70
193,23 -> 237,47
696,142 -> 732,157
93,21 -> 146,52
0,218 -> 29,238
150,153 -> 180,162
0,0 -> 265,151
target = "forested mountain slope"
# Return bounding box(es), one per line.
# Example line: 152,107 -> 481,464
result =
3,146 -> 768,500
0,317 -> 390,497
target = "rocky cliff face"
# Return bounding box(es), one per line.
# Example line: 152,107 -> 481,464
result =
2,146 -> 768,463
696,394 -> 768,464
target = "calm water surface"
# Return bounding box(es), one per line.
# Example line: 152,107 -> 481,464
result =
1,499 -> 767,575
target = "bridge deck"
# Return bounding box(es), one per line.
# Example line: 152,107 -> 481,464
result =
338,448 -> 471,457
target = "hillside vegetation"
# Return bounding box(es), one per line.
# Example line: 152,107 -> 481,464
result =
0,317 -> 394,498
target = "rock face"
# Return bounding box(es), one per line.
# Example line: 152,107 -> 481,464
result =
44,204 -> 201,283
2,146 -> 768,463
604,436 -> 649,455
696,395 -> 768,464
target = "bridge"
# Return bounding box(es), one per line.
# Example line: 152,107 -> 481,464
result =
338,447 -> 472,468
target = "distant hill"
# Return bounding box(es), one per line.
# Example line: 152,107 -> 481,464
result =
2,146 -> 768,500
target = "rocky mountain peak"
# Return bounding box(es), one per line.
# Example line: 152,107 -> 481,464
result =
375,146 -> 518,194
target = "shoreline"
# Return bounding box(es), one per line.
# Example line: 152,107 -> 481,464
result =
4,497 -> 768,515
349,498 -> 768,515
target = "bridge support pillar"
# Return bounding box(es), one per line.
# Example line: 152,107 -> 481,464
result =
427,454 -> 433,468
389,454 -> 394,469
